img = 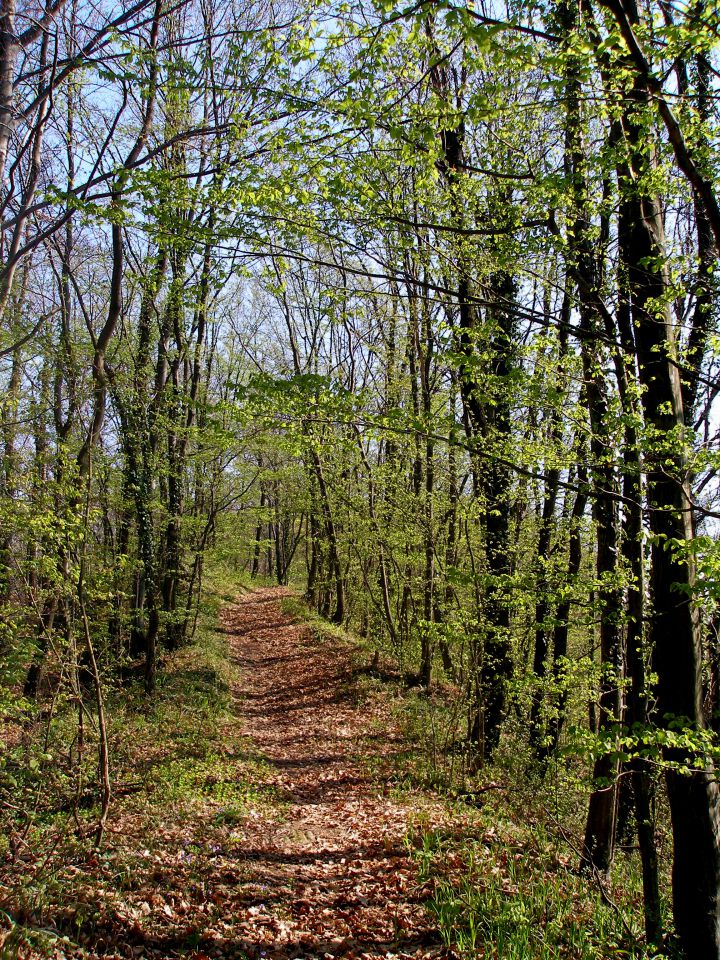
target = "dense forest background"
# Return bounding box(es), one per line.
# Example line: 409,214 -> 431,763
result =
2,0 -> 720,956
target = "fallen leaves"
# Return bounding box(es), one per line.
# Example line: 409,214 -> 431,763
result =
2,588 -> 453,960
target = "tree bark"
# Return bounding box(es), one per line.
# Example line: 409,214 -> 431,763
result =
618,62 -> 720,957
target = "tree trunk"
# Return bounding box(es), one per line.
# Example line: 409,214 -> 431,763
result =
619,58 -> 720,955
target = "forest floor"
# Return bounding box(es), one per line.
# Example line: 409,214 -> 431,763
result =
1,584 -> 654,960
1,586 -> 458,960
207,586 -> 450,958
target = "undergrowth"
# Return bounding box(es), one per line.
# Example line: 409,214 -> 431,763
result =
286,597 -> 677,960
2,580 -> 678,960
409,823 -> 669,960
0,569 -> 275,957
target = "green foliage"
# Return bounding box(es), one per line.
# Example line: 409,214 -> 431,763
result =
0,579 -> 270,946
411,828 -> 669,960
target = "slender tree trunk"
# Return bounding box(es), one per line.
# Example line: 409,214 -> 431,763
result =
310,448 -> 344,624
426,31 -> 516,759
0,344 -> 21,609
546,462 -> 589,755
252,487 -> 266,579
530,296 -> 567,752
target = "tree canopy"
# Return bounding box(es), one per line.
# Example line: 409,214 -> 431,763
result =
3,0 -> 720,955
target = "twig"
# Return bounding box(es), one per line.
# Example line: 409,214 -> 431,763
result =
551,815 -> 637,943
77,454 -> 112,848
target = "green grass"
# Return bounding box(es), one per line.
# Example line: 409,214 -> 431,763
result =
283,601 -> 677,960
279,591 -> 352,645
411,826 -> 673,960
0,569 -> 282,957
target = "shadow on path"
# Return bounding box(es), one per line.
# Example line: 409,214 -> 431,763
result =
219,587 -> 448,959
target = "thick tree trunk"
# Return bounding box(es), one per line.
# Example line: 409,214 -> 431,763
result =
618,69 -> 720,955
0,1 -> 17,186
615,228 -> 663,947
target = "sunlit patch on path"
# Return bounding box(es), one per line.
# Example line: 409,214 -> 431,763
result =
222,587 -> 448,960
0,587 -> 450,960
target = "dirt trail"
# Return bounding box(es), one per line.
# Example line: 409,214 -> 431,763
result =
223,587 -> 447,960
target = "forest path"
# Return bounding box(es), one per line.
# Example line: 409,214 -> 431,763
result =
223,587 -> 448,960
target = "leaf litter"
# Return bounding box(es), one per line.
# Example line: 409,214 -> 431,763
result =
1,588 -> 452,960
